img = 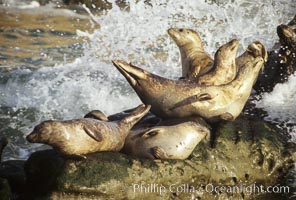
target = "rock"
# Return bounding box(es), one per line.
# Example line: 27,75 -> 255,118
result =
24,115 -> 295,199
0,160 -> 26,195
0,178 -> 11,200
254,15 -> 296,93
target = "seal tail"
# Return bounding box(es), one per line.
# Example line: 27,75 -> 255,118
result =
119,104 -> 151,130
112,60 -> 148,86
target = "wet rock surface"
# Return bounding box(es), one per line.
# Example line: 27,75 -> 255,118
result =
0,160 -> 26,197
0,177 -> 11,200
20,115 -> 295,199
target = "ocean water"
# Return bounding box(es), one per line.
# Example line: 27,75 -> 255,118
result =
0,0 -> 295,162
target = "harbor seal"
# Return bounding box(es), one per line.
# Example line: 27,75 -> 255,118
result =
197,39 -> 239,85
168,28 -> 213,78
26,104 -> 151,156
169,27 -> 267,80
112,57 -> 264,121
254,19 -> 295,93
236,41 -> 268,70
277,24 -> 296,49
122,121 -> 210,160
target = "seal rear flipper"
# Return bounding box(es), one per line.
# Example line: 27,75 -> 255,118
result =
169,93 -> 212,111
84,110 -> 109,121
150,146 -> 169,159
220,112 -> 234,121
120,104 -> 151,130
83,126 -> 103,142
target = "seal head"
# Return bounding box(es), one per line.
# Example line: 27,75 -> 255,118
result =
197,39 -> 239,85
168,28 -> 213,78
277,24 -> 296,49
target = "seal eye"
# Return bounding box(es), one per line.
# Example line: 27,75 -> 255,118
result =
179,29 -> 183,32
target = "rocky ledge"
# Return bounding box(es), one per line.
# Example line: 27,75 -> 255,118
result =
4,115 -> 291,199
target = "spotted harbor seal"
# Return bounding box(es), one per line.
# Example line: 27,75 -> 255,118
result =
168,28 -> 213,78
26,104 -> 151,156
197,39 -> 239,85
112,57 -> 264,121
122,121 -> 210,160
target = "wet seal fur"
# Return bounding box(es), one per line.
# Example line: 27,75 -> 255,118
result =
26,104 -> 150,156
168,27 -> 267,81
168,28 -> 213,78
197,39 -> 239,85
85,109 -> 210,160
122,121 -> 210,160
112,57 -> 264,122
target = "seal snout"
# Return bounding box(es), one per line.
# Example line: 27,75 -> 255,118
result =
26,132 -> 37,143
229,39 -> 239,50
167,28 -> 181,42
167,28 -> 177,35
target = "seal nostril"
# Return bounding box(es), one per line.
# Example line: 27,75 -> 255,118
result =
26,133 -> 36,142
179,29 -> 183,32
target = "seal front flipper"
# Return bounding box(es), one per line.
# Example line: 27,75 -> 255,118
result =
83,125 -> 103,142
84,110 -> 109,121
141,128 -> 161,139
169,93 -> 212,111
151,146 -> 169,159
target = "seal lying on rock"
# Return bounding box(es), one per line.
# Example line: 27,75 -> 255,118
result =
168,28 -> 213,78
197,39 -> 239,85
122,121 -> 210,160
112,57 -> 264,121
26,104 -> 151,156
84,109 -> 210,160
